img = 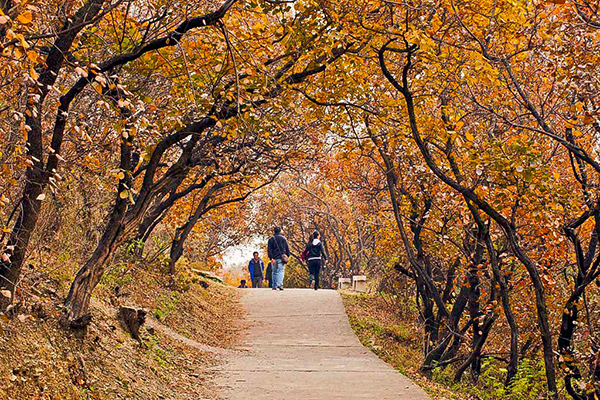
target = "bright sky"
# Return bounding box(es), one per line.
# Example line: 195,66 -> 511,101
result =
218,235 -> 267,272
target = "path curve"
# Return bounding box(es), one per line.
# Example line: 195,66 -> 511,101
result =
146,317 -> 231,355
215,288 -> 430,400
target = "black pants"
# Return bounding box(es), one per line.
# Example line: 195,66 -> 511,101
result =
308,260 -> 321,289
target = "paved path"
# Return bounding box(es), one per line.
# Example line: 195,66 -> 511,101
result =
215,288 -> 430,400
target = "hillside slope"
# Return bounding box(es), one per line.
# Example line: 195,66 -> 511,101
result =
0,267 -> 241,400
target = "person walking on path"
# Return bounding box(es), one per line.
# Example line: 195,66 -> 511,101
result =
265,263 -> 273,288
248,251 -> 265,288
304,231 -> 327,290
267,227 -> 290,291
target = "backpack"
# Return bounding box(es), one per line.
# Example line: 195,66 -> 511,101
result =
300,248 -> 309,262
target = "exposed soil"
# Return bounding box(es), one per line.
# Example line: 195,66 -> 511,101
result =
0,267 -> 242,400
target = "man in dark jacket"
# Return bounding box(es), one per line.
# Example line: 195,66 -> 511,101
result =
248,251 -> 265,288
267,227 -> 290,291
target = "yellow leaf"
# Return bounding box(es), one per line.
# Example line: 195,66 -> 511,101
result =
119,190 -> 128,199
27,50 -> 37,62
465,131 -> 475,142
16,34 -> 28,49
17,11 -> 32,24
29,65 -> 38,80
92,81 -> 103,94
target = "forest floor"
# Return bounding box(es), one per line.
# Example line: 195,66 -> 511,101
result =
342,293 -> 474,400
0,264 -> 242,400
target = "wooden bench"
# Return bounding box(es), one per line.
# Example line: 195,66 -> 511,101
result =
352,275 -> 367,292
338,277 -> 352,290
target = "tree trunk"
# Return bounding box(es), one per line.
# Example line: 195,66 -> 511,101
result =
0,178 -> 43,308
484,235 -> 519,384
377,45 -> 559,397
3,0 -> 241,311
137,171 -> 213,244
63,103 -> 133,327
167,183 -> 225,274
424,284 -> 469,368
454,314 -> 497,382
467,237 -> 485,378
0,0 -> 106,310
63,217 -> 126,328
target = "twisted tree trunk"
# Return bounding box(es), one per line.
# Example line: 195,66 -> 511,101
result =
63,103 -> 134,328
0,0 -> 107,310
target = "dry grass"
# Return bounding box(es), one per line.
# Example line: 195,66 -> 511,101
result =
0,264 -> 242,400
342,292 -> 474,400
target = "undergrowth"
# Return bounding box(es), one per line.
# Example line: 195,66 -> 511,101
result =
342,293 -> 559,400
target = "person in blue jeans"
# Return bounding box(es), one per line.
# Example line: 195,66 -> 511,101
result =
267,227 -> 290,291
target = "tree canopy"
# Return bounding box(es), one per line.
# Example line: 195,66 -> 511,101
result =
1,0 -> 600,398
